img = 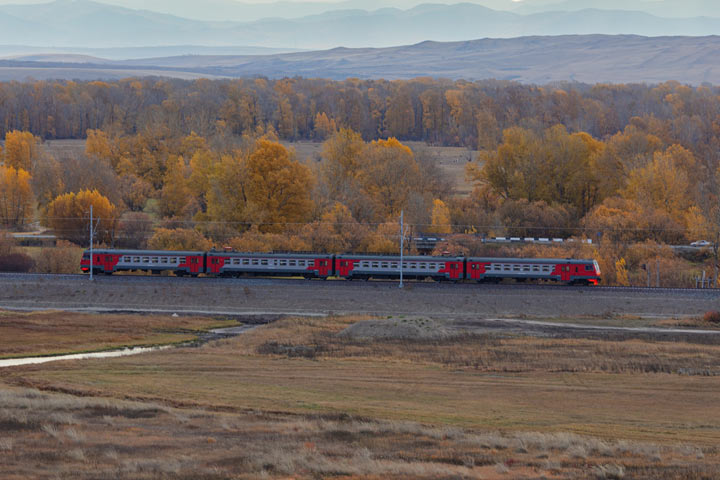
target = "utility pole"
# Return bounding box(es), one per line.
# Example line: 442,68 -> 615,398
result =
656,258 -> 660,288
89,204 -> 94,282
399,210 -> 404,289
88,205 -> 100,282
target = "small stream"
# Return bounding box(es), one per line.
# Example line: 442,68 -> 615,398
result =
0,326 -> 255,369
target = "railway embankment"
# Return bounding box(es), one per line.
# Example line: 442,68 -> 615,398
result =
2,273 -> 719,319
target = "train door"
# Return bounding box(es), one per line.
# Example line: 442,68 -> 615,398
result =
560,264 -> 572,282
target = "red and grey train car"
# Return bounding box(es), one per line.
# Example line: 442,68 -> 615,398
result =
335,254 -> 464,281
82,249 -> 601,285
81,250 -> 205,276
466,257 -> 601,285
81,249 -> 333,279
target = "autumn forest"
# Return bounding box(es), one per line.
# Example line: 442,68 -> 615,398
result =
0,77 -> 719,286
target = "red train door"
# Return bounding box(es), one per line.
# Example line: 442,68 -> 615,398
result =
560,264 -> 572,282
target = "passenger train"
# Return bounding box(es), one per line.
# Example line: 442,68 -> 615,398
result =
81,249 -> 602,285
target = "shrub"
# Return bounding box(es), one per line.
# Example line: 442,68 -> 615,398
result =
703,311 -> 720,324
34,241 -> 82,274
0,252 -> 35,272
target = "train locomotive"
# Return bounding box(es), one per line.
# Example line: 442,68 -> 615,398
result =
81,249 -> 601,285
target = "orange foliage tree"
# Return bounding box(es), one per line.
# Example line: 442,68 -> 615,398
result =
245,139 -> 314,232
147,228 -> 211,251
45,190 -> 119,245
0,165 -> 33,227
4,130 -> 41,171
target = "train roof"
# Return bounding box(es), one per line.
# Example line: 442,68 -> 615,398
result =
84,249 -> 204,256
336,254 -> 464,261
467,257 -> 597,264
207,251 -> 333,258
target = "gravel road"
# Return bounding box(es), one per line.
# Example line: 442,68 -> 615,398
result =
1,273 -> 718,319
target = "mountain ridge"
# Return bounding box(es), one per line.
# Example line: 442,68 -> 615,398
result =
0,0 -> 719,49
2,35 -> 719,85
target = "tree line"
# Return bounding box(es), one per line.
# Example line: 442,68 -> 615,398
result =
0,76 -> 719,285
0,78 -> 718,156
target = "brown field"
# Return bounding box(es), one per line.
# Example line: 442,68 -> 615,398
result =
285,140 -> 477,196
0,310 -> 235,358
2,313 -> 719,479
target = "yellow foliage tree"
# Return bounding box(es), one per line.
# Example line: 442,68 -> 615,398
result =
321,128 -> 365,187
615,258 -> 630,286
45,190 -> 118,245
228,227 -> 310,253
148,228 -> 211,251
85,129 -> 113,162
313,112 -> 337,140
624,147 -> 693,223
0,166 -> 33,227
204,151 -> 250,226
428,199 -> 452,234
245,139 -> 314,232
366,222 -> 401,254
4,130 -> 40,171
359,137 -> 420,221
159,156 -> 193,218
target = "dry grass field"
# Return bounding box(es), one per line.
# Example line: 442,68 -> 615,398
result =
286,140 -> 477,196
0,310 -> 235,358
2,314 -> 719,478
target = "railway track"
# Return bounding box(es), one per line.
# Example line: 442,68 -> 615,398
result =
2,272 -> 719,297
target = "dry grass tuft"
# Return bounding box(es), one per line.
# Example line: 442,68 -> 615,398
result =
67,448 -> 86,462
593,463 -> 625,479
704,311 -> 720,324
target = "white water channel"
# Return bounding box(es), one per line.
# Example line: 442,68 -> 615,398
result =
0,346 -> 173,368
0,325 -> 256,369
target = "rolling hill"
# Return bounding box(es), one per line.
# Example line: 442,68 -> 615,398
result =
2,35 -> 719,85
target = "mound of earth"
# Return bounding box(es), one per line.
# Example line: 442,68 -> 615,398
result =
338,318 -> 453,340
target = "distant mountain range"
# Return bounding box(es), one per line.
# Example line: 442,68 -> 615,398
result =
86,0 -> 720,23
1,0 -> 719,50
0,45 -> 300,61
2,35 -> 719,85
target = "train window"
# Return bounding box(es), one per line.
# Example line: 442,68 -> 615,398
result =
261,260 -> 268,266
585,265 -> 594,271
523,266 -> 530,271
133,257 -> 140,262
390,262 -> 398,268
380,262 -> 388,268
142,257 -> 149,263
371,262 -> 379,268
242,259 -> 249,265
